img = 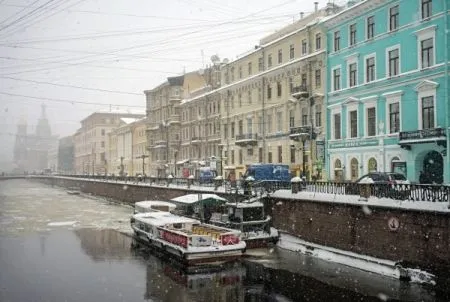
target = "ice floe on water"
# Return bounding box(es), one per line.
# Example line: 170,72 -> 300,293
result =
47,221 -> 79,227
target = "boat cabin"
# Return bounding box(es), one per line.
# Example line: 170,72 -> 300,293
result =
170,194 -> 227,219
134,200 -> 177,214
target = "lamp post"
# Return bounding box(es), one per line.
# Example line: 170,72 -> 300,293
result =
136,154 -> 148,176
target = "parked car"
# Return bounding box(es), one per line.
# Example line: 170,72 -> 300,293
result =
346,172 -> 411,199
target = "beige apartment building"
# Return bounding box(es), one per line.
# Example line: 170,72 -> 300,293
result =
106,117 -> 147,176
145,69 -> 218,178
214,4 -> 338,179
74,111 -> 144,175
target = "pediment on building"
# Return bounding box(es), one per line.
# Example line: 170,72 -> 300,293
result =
415,80 -> 439,92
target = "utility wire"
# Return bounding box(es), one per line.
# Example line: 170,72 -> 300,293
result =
0,92 -> 146,108
0,76 -> 142,95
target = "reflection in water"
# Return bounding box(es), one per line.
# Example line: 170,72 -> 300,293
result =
74,228 -> 132,261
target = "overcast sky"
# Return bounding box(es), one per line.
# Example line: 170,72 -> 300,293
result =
0,0 -> 342,163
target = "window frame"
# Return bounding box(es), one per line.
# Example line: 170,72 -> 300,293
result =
364,53 -> 376,83
278,49 -> 283,64
301,39 -> 308,55
346,103 -> 359,139
332,65 -> 341,91
333,31 -> 340,52
366,15 -> 375,40
332,109 -> 341,140
364,102 -> 377,137
421,0 -> 432,19
289,44 -> 295,60
415,26 -> 436,70
349,23 -> 357,46
383,91 -> 402,134
386,45 -> 401,77
417,87 -> 437,130
348,61 -> 358,88
315,33 -> 321,50
389,5 -> 399,32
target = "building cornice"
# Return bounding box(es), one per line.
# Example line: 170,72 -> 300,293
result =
323,0 -> 385,29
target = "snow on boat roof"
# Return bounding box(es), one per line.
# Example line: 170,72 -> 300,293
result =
133,212 -> 199,225
135,200 -> 176,209
170,194 -> 227,205
226,200 -> 264,208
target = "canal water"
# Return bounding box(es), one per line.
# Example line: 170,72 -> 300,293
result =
0,180 -> 445,302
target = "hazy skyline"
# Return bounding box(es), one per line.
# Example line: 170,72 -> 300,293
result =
0,0 -> 341,163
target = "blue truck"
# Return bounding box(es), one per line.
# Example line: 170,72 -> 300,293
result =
241,164 -> 292,194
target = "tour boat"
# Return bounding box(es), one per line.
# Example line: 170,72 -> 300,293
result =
130,211 -> 246,265
134,200 -> 176,214
209,197 -> 279,249
169,194 -> 279,248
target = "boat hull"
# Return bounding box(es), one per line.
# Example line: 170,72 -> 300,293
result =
132,227 -> 245,265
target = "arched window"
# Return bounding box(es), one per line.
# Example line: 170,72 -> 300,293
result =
350,158 -> 359,181
368,158 -> 377,172
334,159 -> 342,169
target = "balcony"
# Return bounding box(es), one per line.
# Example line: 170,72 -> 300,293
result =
291,85 -> 309,99
399,128 -> 446,149
191,137 -> 202,145
289,126 -> 312,141
153,140 -> 167,149
235,133 -> 258,146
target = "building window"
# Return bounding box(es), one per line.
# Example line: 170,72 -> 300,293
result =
258,57 -> 263,71
388,48 -> 399,77
315,33 -> 321,50
239,66 -> 242,79
389,5 -> 399,31
422,0 -> 432,19
350,158 -> 359,181
278,49 -> 283,64
349,23 -> 357,46
301,39 -> 307,55
302,107 -> 308,126
248,62 -> 252,75
349,63 -> 357,87
289,44 -> 294,59
238,120 -> 243,135
366,56 -> 375,83
238,93 -> 242,107
389,102 -> 400,133
239,149 -> 243,165
367,16 -> 375,39
277,146 -> 282,163
268,54 -> 272,68
101,129 -> 105,136
268,152 -> 272,163
247,118 -> 252,134
248,90 -> 252,104
349,110 -> 358,138
289,78 -> 294,93
290,145 -> 295,163
315,69 -> 321,88
247,148 -> 253,156
368,158 -> 377,173
333,68 -> 341,91
267,85 -> 272,99
315,104 -> 321,127
277,112 -> 282,132
289,110 -> 295,128
258,148 -> 263,163
277,82 -> 282,97
231,122 -> 235,137
231,150 -> 235,165
101,141 -> 105,148
334,31 -> 340,52
333,113 -> 341,139
301,73 -> 307,88
231,67 -> 235,81
267,114 -> 272,134
421,38 -> 434,68
422,96 -> 434,129
367,107 -> 376,137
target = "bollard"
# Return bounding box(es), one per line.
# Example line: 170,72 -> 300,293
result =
187,175 -> 194,189
291,176 -> 302,193
167,175 -> 173,187
214,176 -> 223,191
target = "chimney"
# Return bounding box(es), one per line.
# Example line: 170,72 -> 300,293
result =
314,2 -> 318,12
300,12 -> 304,19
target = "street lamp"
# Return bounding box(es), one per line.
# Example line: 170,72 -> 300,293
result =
136,154 -> 148,176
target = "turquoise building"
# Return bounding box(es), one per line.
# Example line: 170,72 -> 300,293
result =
323,0 -> 450,183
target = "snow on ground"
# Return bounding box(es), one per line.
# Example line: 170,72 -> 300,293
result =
47,221 -> 79,227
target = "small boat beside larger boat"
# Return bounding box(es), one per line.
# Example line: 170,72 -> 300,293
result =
168,194 -> 279,248
130,211 -> 246,265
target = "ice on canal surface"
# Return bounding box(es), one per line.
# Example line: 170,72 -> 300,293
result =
0,179 -> 133,235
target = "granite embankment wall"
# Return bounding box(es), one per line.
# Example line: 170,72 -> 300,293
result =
32,176 -> 450,285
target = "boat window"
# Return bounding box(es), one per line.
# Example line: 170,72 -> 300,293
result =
173,223 -> 183,229
243,207 -> 264,221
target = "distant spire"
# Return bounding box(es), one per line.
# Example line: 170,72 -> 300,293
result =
40,103 -> 47,119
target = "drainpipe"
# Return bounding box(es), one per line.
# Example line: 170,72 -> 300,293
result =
261,46 -> 266,163
445,1 -> 449,183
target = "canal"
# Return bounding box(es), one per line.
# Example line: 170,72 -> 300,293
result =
0,180 -> 445,301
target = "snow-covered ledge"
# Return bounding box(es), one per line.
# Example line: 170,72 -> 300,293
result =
271,190 -> 450,214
